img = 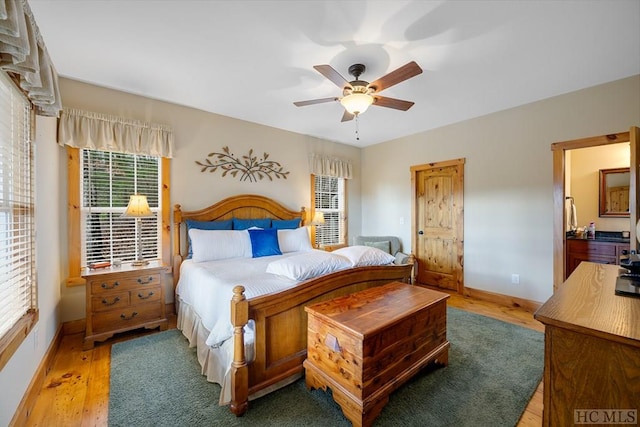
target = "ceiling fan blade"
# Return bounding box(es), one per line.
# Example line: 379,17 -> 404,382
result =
293,97 -> 338,107
314,65 -> 352,89
372,95 -> 415,111
341,110 -> 355,122
368,61 -> 423,93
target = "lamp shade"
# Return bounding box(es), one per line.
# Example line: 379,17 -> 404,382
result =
122,194 -> 154,218
310,211 -> 325,226
340,93 -> 373,115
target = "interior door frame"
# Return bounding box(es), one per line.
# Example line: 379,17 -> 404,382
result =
411,158 -> 465,293
551,127 -> 639,290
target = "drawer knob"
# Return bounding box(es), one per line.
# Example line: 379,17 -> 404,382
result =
101,281 -> 120,289
137,291 -> 154,300
120,312 -> 138,321
137,276 -> 154,285
101,296 -> 121,306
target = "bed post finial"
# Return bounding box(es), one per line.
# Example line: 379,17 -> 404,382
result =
230,285 -> 249,416
408,254 -> 417,284
172,204 -> 184,289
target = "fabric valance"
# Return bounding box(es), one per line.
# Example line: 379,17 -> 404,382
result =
309,153 -> 352,179
58,108 -> 174,158
0,0 -> 62,117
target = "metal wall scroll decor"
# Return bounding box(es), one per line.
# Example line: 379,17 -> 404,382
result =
195,146 -> 290,182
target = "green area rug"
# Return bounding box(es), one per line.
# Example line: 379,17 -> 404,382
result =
109,307 -> 543,427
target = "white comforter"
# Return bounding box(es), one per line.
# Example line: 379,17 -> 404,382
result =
176,250 -> 344,348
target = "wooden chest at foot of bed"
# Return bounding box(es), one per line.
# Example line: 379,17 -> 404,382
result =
304,281 -> 450,427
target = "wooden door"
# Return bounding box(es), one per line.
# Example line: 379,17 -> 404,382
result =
411,159 -> 464,293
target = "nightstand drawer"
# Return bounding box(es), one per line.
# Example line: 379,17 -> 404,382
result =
91,301 -> 164,334
89,273 -> 161,294
91,291 -> 130,312
131,286 -> 162,303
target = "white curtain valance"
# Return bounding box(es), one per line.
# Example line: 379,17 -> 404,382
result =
309,153 -> 352,179
0,0 -> 62,117
58,108 -> 175,158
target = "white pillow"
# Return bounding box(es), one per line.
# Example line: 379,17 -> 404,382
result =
266,250 -> 351,281
189,229 -> 252,262
332,245 -> 396,267
277,227 -> 313,253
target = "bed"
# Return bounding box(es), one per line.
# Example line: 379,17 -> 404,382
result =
172,194 -> 415,416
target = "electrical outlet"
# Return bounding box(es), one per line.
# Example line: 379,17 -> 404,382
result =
511,274 -> 520,285
399,216 -> 405,225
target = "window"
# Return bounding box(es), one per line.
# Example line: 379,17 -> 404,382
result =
81,149 -> 161,266
0,70 -> 37,368
313,175 -> 346,247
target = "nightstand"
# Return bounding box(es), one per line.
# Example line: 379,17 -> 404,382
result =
82,261 -> 169,350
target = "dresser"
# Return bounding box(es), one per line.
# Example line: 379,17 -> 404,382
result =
534,262 -> 640,426
304,281 -> 449,427
82,261 -> 169,350
565,238 -> 629,278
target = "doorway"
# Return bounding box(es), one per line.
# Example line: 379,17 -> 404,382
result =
411,158 -> 465,293
551,127 -> 639,290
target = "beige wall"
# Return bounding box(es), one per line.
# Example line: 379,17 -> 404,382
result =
57,78 -> 362,321
361,75 -> 640,303
570,143 -> 631,232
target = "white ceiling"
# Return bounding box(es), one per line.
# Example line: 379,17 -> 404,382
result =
29,0 -> 640,147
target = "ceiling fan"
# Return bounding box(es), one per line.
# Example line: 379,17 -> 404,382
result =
294,61 -> 423,122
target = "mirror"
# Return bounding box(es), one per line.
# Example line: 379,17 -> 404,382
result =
599,167 -> 630,217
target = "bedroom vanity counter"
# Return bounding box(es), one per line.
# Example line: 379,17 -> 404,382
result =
565,236 -> 629,278
534,262 -> 640,426
304,281 -> 450,427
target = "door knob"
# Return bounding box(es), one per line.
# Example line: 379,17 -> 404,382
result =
418,230 -> 424,235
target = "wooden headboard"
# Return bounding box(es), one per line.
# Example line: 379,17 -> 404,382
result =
172,194 -> 308,285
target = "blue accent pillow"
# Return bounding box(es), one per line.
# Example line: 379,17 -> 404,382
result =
248,228 -> 282,258
186,219 -> 233,258
233,218 -> 271,230
271,218 -> 301,229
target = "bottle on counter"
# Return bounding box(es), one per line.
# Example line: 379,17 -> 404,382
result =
588,222 -> 596,239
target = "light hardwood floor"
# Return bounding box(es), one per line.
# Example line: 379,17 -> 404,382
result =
20,291 -> 544,427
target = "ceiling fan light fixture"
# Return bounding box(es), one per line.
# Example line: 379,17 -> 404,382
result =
340,93 -> 373,115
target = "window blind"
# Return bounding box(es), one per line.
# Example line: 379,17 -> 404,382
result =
0,70 -> 36,340
81,149 -> 161,266
314,175 -> 345,246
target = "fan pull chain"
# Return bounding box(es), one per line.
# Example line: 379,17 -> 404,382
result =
355,114 -> 360,141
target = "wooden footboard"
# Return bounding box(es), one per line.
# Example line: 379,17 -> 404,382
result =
228,261 -> 414,416
172,194 -> 415,416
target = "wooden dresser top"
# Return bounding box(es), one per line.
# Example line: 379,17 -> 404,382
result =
305,281 -> 449,338
535,262 -> 640,346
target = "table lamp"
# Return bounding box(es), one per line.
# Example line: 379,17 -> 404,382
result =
309,211 -> 325,249
122,194 -> 154,266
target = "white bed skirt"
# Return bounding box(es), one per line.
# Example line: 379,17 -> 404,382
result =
176,297 -> 301,405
